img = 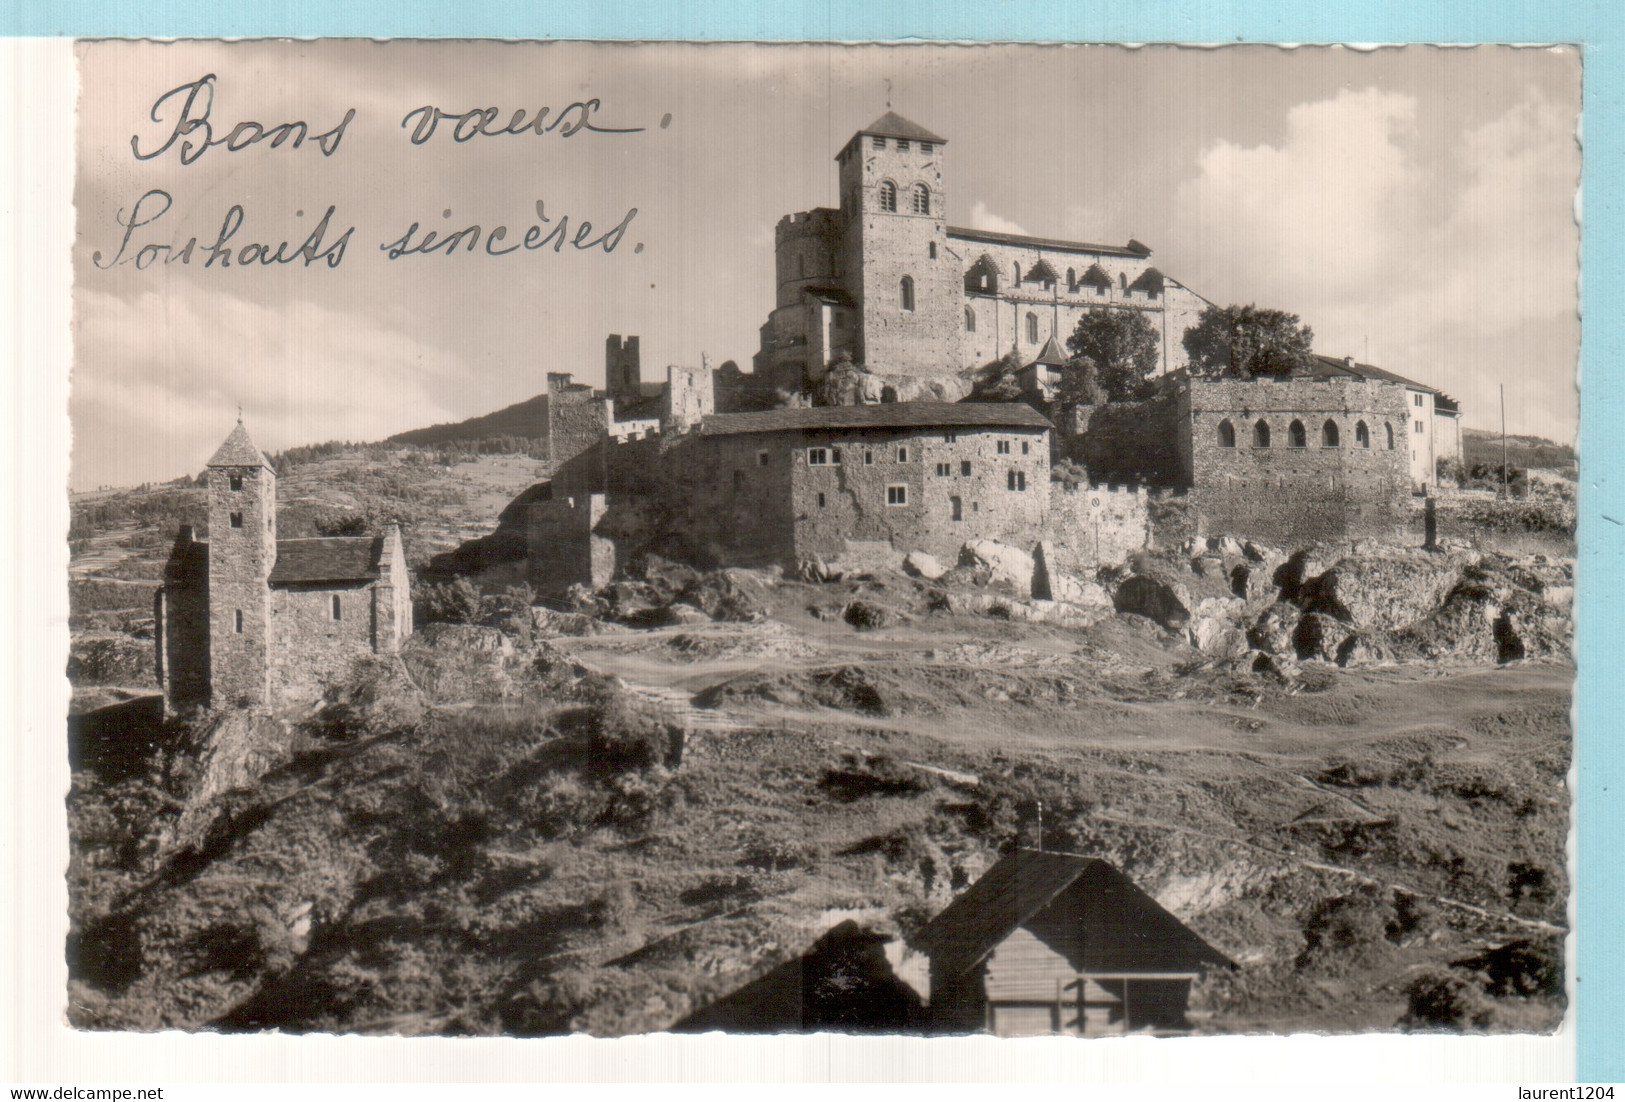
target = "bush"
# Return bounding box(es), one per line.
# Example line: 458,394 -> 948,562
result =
1401,968 -> 1495,1030
584,689 -> 681,777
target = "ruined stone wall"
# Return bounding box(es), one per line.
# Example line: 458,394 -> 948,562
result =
665,364 -> 716,428
605,334 -> 641,401
1046,483 -> 1152,573
157,535 -> 210,710
267,583 -> 376,706
206,464 -> 275,709
786,425 -> 1051,566
1187,376 -> 1412,543
526,494 -> 611,595
546,374 -> 609,467
371,524 -> 413,654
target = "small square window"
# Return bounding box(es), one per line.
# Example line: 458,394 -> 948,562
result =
229,473 -> 243,492
997,440 -> 1011,455
897,139 -> 910,151
897,447 -> 908,463
832,447 -> 843,464
817,492 -> 826,508
1021,441 -> 1030,455
920,142 -> 934,155
872,136 -> 885,150
944,431 -> 957,443
864,450 -> 874,466
936,462 -> 950,476
230,511 -> 243,529
757,451 -> 769,467
1414,420 -> 1424,434
808,447 -> 830,466
886,485 -> 908,506
961,460 -> 971,477
1414,393 -> 1424,407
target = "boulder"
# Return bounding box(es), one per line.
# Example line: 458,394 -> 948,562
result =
1274,548 -> 1332,601
1335,634 -> 1392,668
1248,602 -> 1302,656
1294,611 -> 1355,662
1190,616 -> 1248,658
961,539 -> 1036,596
679,569 -> 772,622
1032,540 -> 1109,605
902,550 -> 948,582
1298,552 -> 1463,632
1113,573 -> 1193,629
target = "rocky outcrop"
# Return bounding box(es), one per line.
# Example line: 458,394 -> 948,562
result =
1298,551 -> 1468,632
960,539 -> 1035,596
902,551 -> 947,582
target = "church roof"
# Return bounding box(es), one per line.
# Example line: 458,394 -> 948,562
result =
1029,336 -> 1069,368
1303,353 -> 1437,393
207,422 -> 273,470
855,110 -> 947,145
911,849 -> 1234,980
700,401 -> 1050,438
1128,267 -> 1166,294
1024,259 -> 1061,285
949,226 -> 1150,260
268,536 -> 384,585
1079,262 -> 1113,288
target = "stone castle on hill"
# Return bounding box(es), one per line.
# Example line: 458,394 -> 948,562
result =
752,111 -> 1209,390
155,112 -> 1464,712
517,111 -> 1461,595
156,421 -> 413,713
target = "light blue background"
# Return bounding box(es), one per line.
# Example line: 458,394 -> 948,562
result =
12,0 -> 1620,1083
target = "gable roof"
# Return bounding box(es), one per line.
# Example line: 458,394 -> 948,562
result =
1129,267 -> 1166,294
912,849 -> 1233,980
207,422 -> 273,470
948,226 -> 1151,260
268,536 -> 383,585
700,401 -> 1051,437
855,110 -> 946,145
1024,259 -> 1060,285
1078,262 -> 1113,289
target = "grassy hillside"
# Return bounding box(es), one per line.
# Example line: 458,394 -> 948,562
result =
1462,429 -> 1576,474
387,394 -> 549,450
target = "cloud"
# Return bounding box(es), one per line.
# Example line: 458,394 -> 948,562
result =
966,200 -> 1028,238
1169,86 -> 1578,441
70,287 -> 468,490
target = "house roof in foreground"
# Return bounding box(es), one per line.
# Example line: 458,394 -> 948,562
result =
911,848 -> 1234,980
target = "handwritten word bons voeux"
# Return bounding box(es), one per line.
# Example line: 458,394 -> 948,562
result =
131,75 -> 355,165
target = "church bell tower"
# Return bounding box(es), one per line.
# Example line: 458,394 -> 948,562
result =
205,418 -> 277,709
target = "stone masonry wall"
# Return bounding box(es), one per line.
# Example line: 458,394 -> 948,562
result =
787,425 -> 1051,567
546,373 -> 610,467
1186,376 -> 1412,544
156,539 -> 209,710
207,464 -> 275,709
1046,483 -> 1152,574
268,583 -> 376,707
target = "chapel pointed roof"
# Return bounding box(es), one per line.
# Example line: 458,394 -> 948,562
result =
207,420 -> 273,470
1030,335 -> 1069,368
856,110 -> 947,145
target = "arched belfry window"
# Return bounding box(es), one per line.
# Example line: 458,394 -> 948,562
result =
911,183 -> 930,215
1025,312 -> 1038,344
1218,420 -> 1236,448
900,276 -> 915,312
878,180 -> 898,213
1385,422 -> 1395,450
1322,419 -> 1340,447
1356,420 -> 1371,448
1254,420 -> 1271,448
965,306 -> 976,333
1288,420 -> 1307,449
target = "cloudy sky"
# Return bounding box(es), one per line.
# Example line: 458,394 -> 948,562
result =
71,41 -> 1579,490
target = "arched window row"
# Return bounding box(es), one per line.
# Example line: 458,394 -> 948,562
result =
1221,416 -> 1396,451
877,179 -> 933,216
